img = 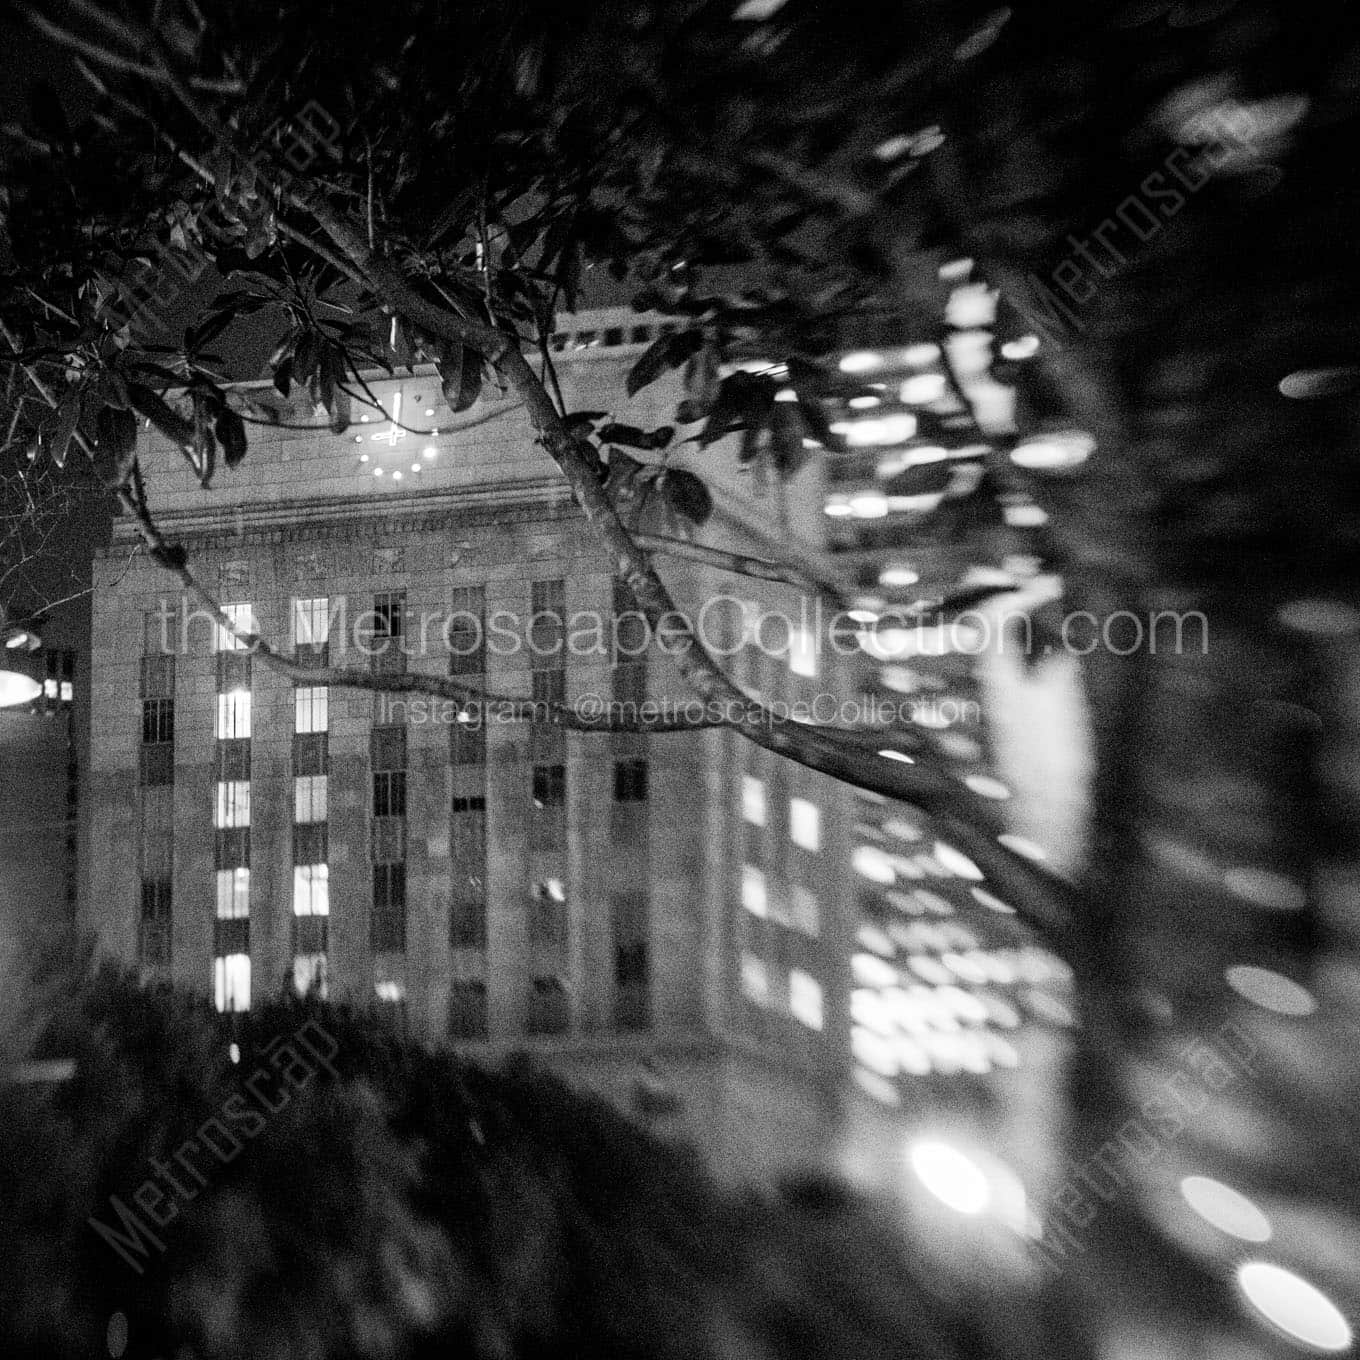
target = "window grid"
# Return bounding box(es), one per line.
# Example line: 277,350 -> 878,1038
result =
293,863 -> 330,916
294,774 -> 328,824
215,780 -> 251,829
215,867 -> 250,920
216,689 -> 251,741
215,602 -> 254,653
292,596 -> 331,647
295,686 -> 329,734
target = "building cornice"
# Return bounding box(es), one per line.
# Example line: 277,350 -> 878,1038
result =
109,478 -> 579,548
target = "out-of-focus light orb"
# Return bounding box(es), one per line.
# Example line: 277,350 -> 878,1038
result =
852,1025 -> 899,1077
873,133 -> 914,161
1225,964 -> 1317,1017
857,924 -> 896,957
847,608 -> 879,624
1180,1176 -> 1272,1243
879,565 -> 920,588
909,1141 -> 992,1215
853,845 -> 896,883
839,350 -> 884,374
983,1033 -> 1020,1068
1223,866 -> 1307,912
999,833 -> 1047,861
946,284 -> 995,328
972,887 -> 1015,914
1010,430 -> 1096,470
422,445 -> 437,459
849,492 -> 890,519
913,888 -> 953,915
901,373 -> 947,405
964,774 -> 1011,800
359,453 -> 370,463
228,1043 -> 240,1065
896,1038 -> 933,1075
1000,335 -> 1041,360
0,671 -> 40,707
411,463 -> 421,473
1276,598 -> 1360,636
878,748 -> 915,764
392,470 -> 403,481
933,841 -> 984,880
903,342 -> 943,366
982,995 -> 1021,1028
773,386 -> 798,402
1277,367 -> 1359,400
840,413 -> 919,446
1236,1262 -> 1352,1352
849,394 -> 881,409
424,407 -> 435,417
373,467 -> 384,477
854,1067 -> 901,1106
1003,503 -> 1049,527
939,259 -> 973,282
913,707 -> 954,729
1025,989 -> 1075,1028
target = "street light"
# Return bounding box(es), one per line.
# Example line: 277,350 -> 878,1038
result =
0,619 -> 44,708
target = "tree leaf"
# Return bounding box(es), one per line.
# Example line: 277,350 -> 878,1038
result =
597,423 -> 673,451
329,385 -> 352,435
436,343 -> 463,406
769,402 -> 810,477
626,329 -> 703,398
662,468 -> 713,527
128,384 -> 197,472
44,389 -> 82,470
700,372 -> 774,449
452,346 -> 482,412
94,405 -> 138,485
215,409 -> 248,467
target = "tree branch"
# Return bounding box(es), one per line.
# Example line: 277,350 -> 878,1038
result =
633,530 -> 849,601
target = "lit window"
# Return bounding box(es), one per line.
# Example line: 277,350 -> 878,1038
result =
293,863 -> 330,916
789,797 -> 821,851
789,969 -> 824,1030
216,689 -> 251,740
292,597 -> 330,646
742,775 -> 766,826
788,627 -> 818,678
215,603 -> 254,653
741,865 -> 768,917
215,780 -> 251,828
215,868 -> 250,920
740,952 -> 770,1006
293,953 -> 329,999
294,774 -> 328,824
791,885 -> 820,937
214,953 -> 251,1013
295,686 -> 329,733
